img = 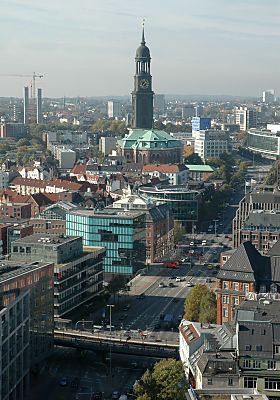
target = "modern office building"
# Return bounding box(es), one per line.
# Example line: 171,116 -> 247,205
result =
99,136 -> 119,156
0,290 -> 30,400
37,88 -> 42,124
0,261 -> 54,368
234,107 -> 257,131
66,208 -> 146,277
138,185 -> 200,226
154,94 -> 166,115
107,101 -> 122,119
182,105 -> 196,119
0,123 -> 28,139
111,194 -> 174,264
262,89 -> 275,104
10,234 -> 105,317
193,130 -> 229,161
191,117 -> 211,132
247,129 -> 280,160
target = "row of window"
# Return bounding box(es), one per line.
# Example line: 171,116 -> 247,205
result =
243,359 -> 276,370
244,377 -> 280,391
223,281 -> 250,292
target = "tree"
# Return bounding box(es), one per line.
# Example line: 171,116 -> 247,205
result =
185,153 -> 204,165
173,221 -> 186,244
107,275 -> 128,301
134,359 -> 187,400
16,138 -> 30,147
184,284 -> 216,323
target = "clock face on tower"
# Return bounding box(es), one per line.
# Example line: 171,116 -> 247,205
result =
139,79 -> 150,89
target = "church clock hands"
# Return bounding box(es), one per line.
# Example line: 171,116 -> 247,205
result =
139,79 -> 150,89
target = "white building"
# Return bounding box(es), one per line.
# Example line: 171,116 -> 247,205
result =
142,163 -> 188,185
234,107 -> 257,131
107,101 -> 121,119
247,128 -> 280,159
55,147 -> 76,169
19,161 -> 53,181
262,89 -> 275,104
193,130 -> 229,161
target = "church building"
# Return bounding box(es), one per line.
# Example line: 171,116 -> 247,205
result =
117,26 -> 183,164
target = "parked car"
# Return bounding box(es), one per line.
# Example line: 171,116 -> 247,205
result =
158,282 -> 165,288
59,377 -> 67,387
111,391 -> 121,399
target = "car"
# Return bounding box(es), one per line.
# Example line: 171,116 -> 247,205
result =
93,392 -> 103,399
159,313 -> 164,320
158,282 -> 165,288
122,304 -> 131,311
202,240 -> 207,246
168,282 -> 174,287
111,391 -> 121,399
186,282 -> 193,287
211,249 -> 217,254
181,258 -> 186,262
169,275 -> 176,280
190,241 -> 195,246
59,377 -> 67,387
177,314 -> 183,321
70,377 -> 80,388
206,278 -> 212,283
207,264 -> 213,270
175,277 -> 181,282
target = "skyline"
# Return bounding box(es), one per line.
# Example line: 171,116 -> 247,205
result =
1,0 -> 280,98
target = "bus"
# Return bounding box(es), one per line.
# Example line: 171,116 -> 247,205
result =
163,313 -> 174,329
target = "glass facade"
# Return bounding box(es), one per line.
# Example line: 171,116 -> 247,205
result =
248,130 -> 280,157
66,211 -> 146,275
138,187 -> 199,224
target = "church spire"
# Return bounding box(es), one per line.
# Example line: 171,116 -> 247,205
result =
141,19 -> 146,45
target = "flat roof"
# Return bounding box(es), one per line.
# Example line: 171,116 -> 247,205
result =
0,261 -> 52,283
67,208 -> 145,219
186,164 -> 214,172
139,185 -> 199,194
12,233 -> 81,246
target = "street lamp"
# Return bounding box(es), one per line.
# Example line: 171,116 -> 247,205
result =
107,304 -> 115,379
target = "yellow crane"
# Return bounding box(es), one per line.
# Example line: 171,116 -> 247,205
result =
0,72 -> 43,98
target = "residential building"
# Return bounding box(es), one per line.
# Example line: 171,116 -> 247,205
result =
142,164 -> 188,185
193,130 -> 229,161
10,177 -> 89,195
139,185 -> 200,226
99,136 -> 119,156
0,171 -> 10,189
0,290 -> 30,400
19,162 -> 54,181
192,117 -> 212,132
186,164 -> 215,181
235,107 -> 257,131
0,203 -> 31,221
110,194 -> 174,263
54,146 -> 76,169
10,234 -> 105,317
240,210 -> 280,253
66,208 -> 146,277
216,241 -> 280,325
247,129 -> 280,160
233,191 -> 280,248
0,260 -> 54,367
107,100 -> 122,118
236,299 -> 280,398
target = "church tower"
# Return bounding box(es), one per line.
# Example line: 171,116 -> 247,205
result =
131,24 -> 154,129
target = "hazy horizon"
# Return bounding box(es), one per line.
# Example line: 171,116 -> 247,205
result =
1,0 -> 279,98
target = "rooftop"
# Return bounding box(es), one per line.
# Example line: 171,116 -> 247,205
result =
142,163 -> 187,173
186,164 -> 215,172
0,261 -> 52,283
67,207 -> 145,219
12,233 -> 80,246
139,185 -> 199,194
236,298 -> 280,323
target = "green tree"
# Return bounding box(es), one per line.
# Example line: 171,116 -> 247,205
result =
173,221 -> 186,244
107,275 -> 128,301
134,359 -> 187,400
265,162 -> 277,185
185,153 -> 204,165
16,138 -> 30,147
184,284 -> 216,323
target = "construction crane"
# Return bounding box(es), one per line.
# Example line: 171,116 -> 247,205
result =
0,72 -> 43,98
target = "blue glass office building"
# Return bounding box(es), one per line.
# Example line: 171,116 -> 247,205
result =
192,117 -> 211,132
66,209 -> 146,275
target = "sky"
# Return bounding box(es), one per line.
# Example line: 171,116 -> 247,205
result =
0,0 -> 280,98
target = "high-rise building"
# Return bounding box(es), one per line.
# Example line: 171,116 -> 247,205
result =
131,25 -> 154,129
37,88 -> 42,124
182,105 -> 195,119
107,100 -> 121,119
262,89 -> 275,104
191,117 -> 212,132
193,130 -> 229,161
154,94 -> 166,115
23,86 -> 29,125
234,107 -> 257,131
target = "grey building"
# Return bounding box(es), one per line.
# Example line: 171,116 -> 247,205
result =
236,299 -> 280,396
37,88 -> 42,124
0,290 -> 30,400
10,234 -> 105,317
23,86 -> 29,125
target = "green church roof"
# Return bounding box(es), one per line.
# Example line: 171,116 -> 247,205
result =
118,129 -> 182,150
185,164 -> 215,172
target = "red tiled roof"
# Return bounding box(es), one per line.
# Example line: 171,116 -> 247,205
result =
71,164 -> 86,175
11,177 -> 83,191
143,164 -> 187,173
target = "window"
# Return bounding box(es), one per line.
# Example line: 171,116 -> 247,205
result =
243,283 -> 249,293
256,345 -> 262,352
13,246 -> 18,253
252,360 -> 261,369
223,308 -> 228,318
243,359 -> 251,368
207,378 -> 212,385
245,345 -> 251,351
228,378 -> 233,386
222,295 -> 229,304
233,297 -> 239,306
274,345 -> 280,354
265,378 -> 280,391
234,282 -> 239,291
268,360 -> 276,370
244,377 -> 257,388
223,281 -> 229,289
